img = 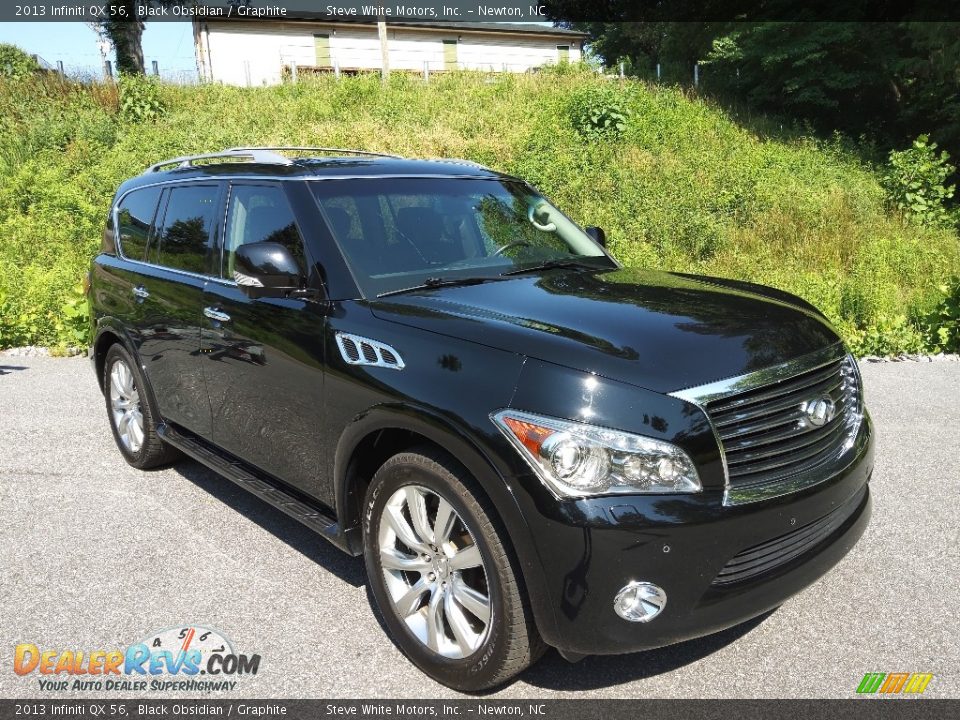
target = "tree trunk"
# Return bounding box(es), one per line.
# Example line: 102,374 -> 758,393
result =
105,1 -> 145,75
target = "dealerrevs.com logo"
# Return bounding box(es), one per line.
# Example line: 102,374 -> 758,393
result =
13,626 -> 260,692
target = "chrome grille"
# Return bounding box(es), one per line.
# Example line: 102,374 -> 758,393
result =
704,353 -> 862,501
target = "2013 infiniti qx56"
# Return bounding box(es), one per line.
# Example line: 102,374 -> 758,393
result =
88,147 -> 873,690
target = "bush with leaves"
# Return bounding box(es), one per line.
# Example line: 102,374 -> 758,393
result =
925,278 -> 960,352
881,134 -> 957,228
569,84 -> 632,140
117,73 -> 166,122
0,43 -> 39,79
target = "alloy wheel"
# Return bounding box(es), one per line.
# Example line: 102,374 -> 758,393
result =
377,484 -> 492,659
109,359 -> 144,454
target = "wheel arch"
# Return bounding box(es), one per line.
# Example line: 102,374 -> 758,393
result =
91,322 -> 161,417
333,405 -> 559,645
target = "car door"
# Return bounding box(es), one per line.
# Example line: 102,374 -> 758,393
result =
115,181 -> 222,438
200,181 -> 328,498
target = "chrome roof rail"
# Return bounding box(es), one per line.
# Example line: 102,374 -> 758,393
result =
146,149 -> 294,173
226,146 -> 404,159
427,157 -> 488,169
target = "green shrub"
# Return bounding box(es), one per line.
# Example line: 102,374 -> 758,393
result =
569,84 -> 632,140
882,134 -> 957,228
845,314 -> 929,357
117,74 -> 166,122
925,278 -> 960,352
0,43 -> 39,79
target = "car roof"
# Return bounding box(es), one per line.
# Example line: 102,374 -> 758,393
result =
116,153 -> 511,196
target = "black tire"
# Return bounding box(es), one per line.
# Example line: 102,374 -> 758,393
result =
103,343 -> 181,469
363,447 -> 545,691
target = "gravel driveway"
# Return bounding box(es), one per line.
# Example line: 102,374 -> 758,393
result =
0,356 -> 957,698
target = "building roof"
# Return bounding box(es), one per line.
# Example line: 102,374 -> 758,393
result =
206,16 -> 587,38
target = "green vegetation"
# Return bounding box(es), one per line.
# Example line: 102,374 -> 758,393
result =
1,68 -> 959,355
117,73 -> 167,123
0,43 -> 39,79
882,135 -> 957,229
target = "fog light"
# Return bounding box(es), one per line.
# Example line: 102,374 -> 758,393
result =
614,582 -> 667,623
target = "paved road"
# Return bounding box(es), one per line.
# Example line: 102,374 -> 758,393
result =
0,356 -> 957,699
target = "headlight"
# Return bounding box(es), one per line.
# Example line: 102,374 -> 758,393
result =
840,353 -> 864,449
491,409 -> 701,498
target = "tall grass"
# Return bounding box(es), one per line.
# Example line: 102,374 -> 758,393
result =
1,69 -> 958,354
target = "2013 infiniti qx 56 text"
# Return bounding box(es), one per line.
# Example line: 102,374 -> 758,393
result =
88,148 -> 873,690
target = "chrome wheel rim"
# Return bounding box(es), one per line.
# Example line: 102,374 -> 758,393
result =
378,484 -> 492,659
109,359 -> 144,454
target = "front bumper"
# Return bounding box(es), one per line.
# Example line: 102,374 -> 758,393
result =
519,417 -> 874,656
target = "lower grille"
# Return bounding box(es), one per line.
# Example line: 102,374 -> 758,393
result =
712,486 -> 866,586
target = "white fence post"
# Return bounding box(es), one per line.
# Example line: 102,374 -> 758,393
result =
656,63 -> 661,81
423,60 -> 429,82
694,62 -> 699,87
291,63 -> 298,83
244,60 -> 251,87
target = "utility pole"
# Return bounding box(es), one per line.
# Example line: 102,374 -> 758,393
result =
378,18 -> 389,83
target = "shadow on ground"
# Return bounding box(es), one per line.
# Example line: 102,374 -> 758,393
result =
515,610 -> 774,691
172,456 -> 773,693
0,365 -> 27,376
173,459 -> 366,588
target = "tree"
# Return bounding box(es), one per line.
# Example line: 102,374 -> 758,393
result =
103,1 -> 145,74
97,1 -> 217,75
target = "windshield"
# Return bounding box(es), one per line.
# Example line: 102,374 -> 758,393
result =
310,177 -> 612,297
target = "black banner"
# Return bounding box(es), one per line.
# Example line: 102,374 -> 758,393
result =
4,1 -> 960,24
0,700 -> 958,720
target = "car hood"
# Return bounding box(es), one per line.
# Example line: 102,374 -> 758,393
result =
370,267 -> 841,394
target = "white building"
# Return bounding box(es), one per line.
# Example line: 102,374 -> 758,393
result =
192,20 -> 587,86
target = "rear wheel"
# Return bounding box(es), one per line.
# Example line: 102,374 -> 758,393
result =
103,344 -> 180,469
363,448 -> 545,691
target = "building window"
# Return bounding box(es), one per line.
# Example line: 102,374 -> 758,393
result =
314,34 -> 331,68
557,45 -> 570,63
442,39 -> 458,71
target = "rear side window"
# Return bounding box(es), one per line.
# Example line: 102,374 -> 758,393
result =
152,184 -> 219,274
115,187 -> 162,261
222,185 -> 305,279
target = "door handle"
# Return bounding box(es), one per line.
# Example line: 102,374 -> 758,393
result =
132,286 -> 149,299
203,307 -> 231,323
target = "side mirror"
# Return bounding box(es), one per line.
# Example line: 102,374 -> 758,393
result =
585,226 -> 606,248
233,242 -> 303,298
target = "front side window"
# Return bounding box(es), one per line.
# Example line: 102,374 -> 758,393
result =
222,184 -> 306,280
311,177 -> 610,297
115,186 -> 162,261
151,184 -> 219,274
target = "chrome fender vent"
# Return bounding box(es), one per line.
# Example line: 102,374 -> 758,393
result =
335,332 -> 405,370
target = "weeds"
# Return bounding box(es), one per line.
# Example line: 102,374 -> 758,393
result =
1,72 -> 959,355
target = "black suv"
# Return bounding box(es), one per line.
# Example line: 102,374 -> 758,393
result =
89,147 -> 873,690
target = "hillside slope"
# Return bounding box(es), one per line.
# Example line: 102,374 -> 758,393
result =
1,69 -> 957,354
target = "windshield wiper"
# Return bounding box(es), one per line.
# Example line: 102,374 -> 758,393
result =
377,276 -> 504,298
500,259 -> 600,277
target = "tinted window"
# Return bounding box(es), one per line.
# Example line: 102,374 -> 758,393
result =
223,185 -> 305,279
153,185 -> 219,273
310,178 -> 609,297
116,187 -> 162,261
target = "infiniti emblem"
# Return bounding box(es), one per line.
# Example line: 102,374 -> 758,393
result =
802,395 -> 836,427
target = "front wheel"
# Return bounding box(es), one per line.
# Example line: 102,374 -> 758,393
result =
363,448 -> 544,691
